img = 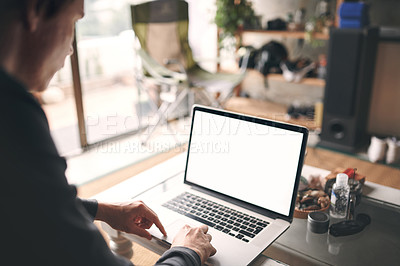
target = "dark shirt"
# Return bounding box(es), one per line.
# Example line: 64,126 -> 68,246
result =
0,68 -> 200,266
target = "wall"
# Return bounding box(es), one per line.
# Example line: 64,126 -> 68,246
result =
359,0 -> 400,137
186,0 -> 218,72
369,0 -> 400,27
368,41 -> 400,137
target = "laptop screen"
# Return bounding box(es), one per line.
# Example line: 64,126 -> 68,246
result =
184,106 -> 308,218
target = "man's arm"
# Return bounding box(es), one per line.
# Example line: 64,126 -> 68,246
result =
78,198 -> 98,221
94,201 -> 167,239
155,246 -> 201,266
0,87 -> 133,266
91,202 -> 215,265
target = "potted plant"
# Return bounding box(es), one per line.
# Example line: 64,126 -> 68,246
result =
214,0 -> 259,47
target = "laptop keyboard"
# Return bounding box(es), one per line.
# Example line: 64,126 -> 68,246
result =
162,192 -> 269,243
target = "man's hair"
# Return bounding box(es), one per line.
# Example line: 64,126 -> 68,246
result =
0,0 -> 75,19
36,0 -> 76,18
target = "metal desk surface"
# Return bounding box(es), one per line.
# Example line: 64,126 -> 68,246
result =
274,196 -> 400,265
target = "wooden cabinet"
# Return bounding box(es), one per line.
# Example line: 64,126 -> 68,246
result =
238,29 -> 329,87
225,0 -> 345,88
240,29 -> 329,41
267,73 -> 325,87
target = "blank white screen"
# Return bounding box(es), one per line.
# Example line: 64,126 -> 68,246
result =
185,111 -> 304,216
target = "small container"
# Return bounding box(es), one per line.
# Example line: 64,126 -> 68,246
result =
330,173 -> 350,218
307,212 -> 330,234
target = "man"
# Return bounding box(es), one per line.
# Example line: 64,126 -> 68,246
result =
0,0 -> 216,265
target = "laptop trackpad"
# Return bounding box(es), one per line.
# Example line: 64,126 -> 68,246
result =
153,219 -> 191,244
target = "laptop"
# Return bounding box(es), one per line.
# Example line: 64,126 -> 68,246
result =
139,105 -> 308,265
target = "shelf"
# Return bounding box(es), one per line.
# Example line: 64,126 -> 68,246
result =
267,74 -> 326,87
241,30 -> 329,40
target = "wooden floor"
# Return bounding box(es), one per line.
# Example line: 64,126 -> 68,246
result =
225,96 -> 320,130
305,146 -> 400,189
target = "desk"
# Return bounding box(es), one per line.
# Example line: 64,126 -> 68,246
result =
88,98 -> 400,264
94,152 -> 400,265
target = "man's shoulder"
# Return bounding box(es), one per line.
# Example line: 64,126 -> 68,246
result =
0,69 -> 46,118
0,70 -> 58,156
0,68 -> 28,96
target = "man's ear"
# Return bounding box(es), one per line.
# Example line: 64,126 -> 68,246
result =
23,0 -> 41,32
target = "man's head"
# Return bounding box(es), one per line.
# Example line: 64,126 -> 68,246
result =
0,0 -> 84,92
0,0 -> 76,19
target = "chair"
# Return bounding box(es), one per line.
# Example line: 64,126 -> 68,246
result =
130,0 -> 248,144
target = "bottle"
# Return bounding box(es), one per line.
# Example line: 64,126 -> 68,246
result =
317,54 -> 327,79
330,173 -> 350,218
315,0 -> 330,18
294,8 -> 306,30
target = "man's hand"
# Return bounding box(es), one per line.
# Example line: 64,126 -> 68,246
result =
171,224 -> 217,264
95,201 -> 167,240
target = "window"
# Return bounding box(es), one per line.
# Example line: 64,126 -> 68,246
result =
44,0 -> 148,156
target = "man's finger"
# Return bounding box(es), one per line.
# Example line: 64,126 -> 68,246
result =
132,227 -> 152,240
138,222 -> 152,230
210,246 -> 217,256
154,217 -> 167,236
140,202 -> 168,236
200,225 -> 208,234
146,210 -> 167,236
